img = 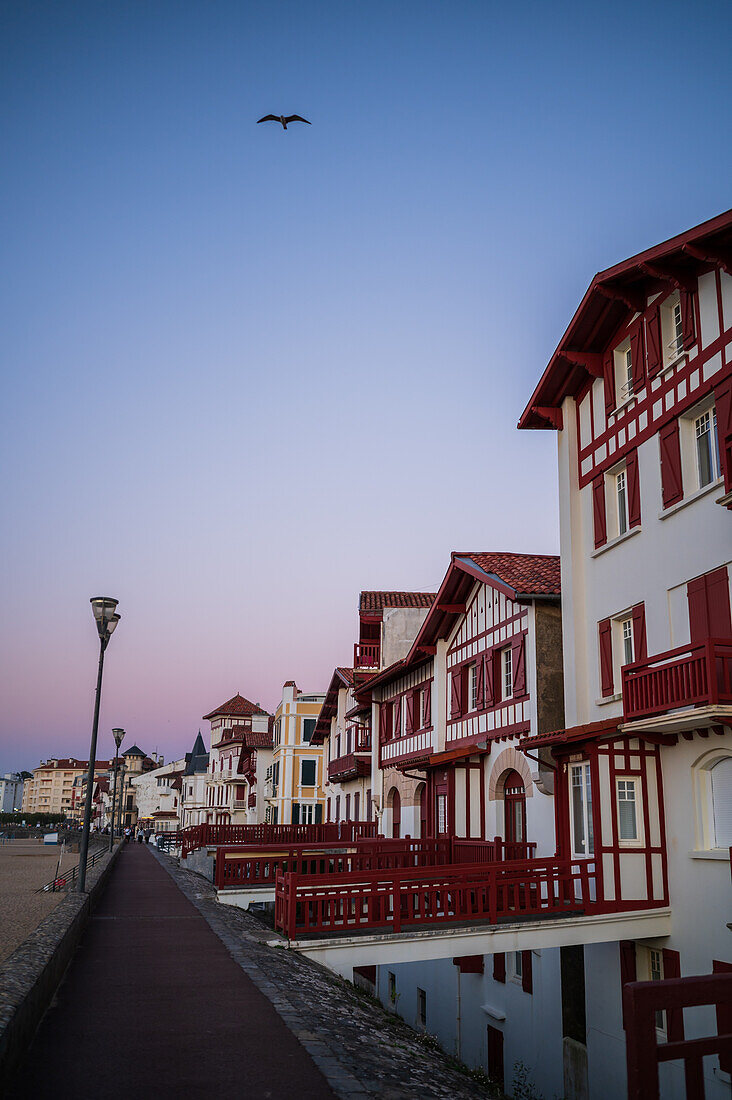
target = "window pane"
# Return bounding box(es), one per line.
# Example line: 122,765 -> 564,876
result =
618,781 -> 638,840
617,471 -> 628,535
571,766 -> 586,855
711,758 -> 732,848
301,760 -> 316,786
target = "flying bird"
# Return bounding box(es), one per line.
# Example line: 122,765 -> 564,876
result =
257,114 -> 311,130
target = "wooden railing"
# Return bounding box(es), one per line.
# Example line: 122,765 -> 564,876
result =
216,837 -> 453,890
353,641 -> 380,668
452,837 -> 538,863
624,971 -> 732,1099
275,856 -> 596,939
179,820 -> 379,858
623,638 -> 732,721
328,752 -> 370,782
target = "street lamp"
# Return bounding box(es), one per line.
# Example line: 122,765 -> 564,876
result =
109,728 -> 125,852
77,597 -> 120,892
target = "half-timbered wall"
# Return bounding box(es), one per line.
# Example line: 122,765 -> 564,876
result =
554,735 -> 668,910
558,265 -> 732,731
446,582 -> 531,746
376,660 -> 435,767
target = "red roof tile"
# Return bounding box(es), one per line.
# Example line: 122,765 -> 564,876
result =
459,552 -> 561,596
202,693 -> 270,721
242,730 -> 274,749
360,591 -> 436,612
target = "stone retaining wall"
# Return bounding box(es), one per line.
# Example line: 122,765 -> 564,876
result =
0,842 -> 122,1083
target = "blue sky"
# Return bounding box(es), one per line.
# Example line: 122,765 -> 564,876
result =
1,0 -> 731,772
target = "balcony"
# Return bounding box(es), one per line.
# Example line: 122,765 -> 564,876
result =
328,752 -> 370,783
353,641 -> 380,669
622,638 -> 732,722
248,791 -> 256,809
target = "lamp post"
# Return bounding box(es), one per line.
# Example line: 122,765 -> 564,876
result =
109,728 -> 125,852
77,597 -> 120,893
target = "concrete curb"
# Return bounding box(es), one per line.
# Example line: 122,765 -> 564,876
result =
0,841 -> 123,1083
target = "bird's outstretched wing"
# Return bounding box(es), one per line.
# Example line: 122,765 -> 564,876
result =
285,115 -> 311,124
257,115 -> 280,124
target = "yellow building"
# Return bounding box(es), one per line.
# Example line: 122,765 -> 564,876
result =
266,682 -> 326,825
22,757 -> 114,819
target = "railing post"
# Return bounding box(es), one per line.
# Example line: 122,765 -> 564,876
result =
393,876 -> 401,933
707,638 -> 719,704
494,835 -> 502,861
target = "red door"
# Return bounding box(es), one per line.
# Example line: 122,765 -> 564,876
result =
391,789 -> 401,838
487,1026 -> 504,1090
504,770 -> 526,847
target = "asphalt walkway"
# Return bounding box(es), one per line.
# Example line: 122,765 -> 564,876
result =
12,841 -> 335,1099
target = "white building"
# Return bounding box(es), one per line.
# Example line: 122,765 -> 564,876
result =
0,772 -> 25,812
202,694 -> 272,824
517,207 -> 732,1099
132,756 -> 186,833
180,732 -> 209,828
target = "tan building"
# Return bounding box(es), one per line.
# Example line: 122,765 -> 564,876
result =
22,758 -> 114,819
266,682 -> 327,825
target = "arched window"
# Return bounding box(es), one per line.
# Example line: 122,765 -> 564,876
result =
503,770 -> 526,845
389,788 -> 401,838
711,757 -> 732,848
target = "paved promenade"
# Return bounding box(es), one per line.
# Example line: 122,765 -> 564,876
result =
12,843 -> 496,1099
12,842 -> 335,1099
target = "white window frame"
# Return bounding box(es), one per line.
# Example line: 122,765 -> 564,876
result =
645,947 -> 667,1036
694,407 -> 721,489
570,762 -> 594,857
614,337 -> 634,405
616,776 -> 643,845
616,467 -> 629,536
502,648 -> 513,701
612,612 -> 635,689
509,951 -> 523,985
469,663 -> 478,711
660,291 -> 685,369
678,396 -> 722,499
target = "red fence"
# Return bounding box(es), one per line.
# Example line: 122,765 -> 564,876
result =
274,856 -> 595,939
179,820 -> 378,858
216,836 -> 539,891
353,641 -> 380,668
624,971 -> 732,1099
623,638 -> 732,721
216,837 -> 453,890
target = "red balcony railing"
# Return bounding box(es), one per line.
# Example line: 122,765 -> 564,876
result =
353,641 -> 380,668
328,752 -> 371,782
217,837 -> 452,890
275,856 -> 596,939
247,791 -> 256,809
622,638 -> 732,721
179,820 -> 379,858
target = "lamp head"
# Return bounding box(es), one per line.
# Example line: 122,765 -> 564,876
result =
90,597 -> 120,642
112,728 -> 125,749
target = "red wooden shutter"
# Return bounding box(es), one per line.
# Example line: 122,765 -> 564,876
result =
629,319 -> 646,392
512,635 -> 526,697
706,566 -> 732,639
680,288 -> 695,349
659,420 -> 683,507
393,697 -> 402,737
687,576 -> 710,643
599,619 -> 614,697
423,683 -> 431,727
713,960 -> 732,1073
603,349 -> 616,414
493,952 -> 506,983
592,475 -> 607,548
619,941 -> 637,1029
521,951 -> 533,994
451,668 -> 463,717
631,603 -> 647,662
646,305 -> 662,378
662,949 -> 683,1041
487,1026 -> 504,1090
484,654 -> 495,707
626,448 -> 641,528
715,378 -> 732,496
379,704 -> 390,744
475,657 -> 484,710
405,692 -> 414,735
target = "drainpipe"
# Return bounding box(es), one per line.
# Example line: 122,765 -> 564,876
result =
456,968 -> 462,1060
